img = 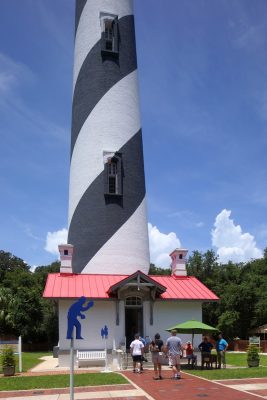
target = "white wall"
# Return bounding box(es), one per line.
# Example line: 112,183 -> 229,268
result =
58,298 -> 204,366
59,300 -> 119,351
143,300 -> 203,346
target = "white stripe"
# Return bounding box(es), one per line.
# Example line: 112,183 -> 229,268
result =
68,70 -> 140,225
227,383 -> 267,391
73,0 -> 133,93
81,198 -> 150,275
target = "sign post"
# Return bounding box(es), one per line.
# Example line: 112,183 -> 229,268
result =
70,338 -> 74,400
66,297 -> 94,400
101,325 -> 111,373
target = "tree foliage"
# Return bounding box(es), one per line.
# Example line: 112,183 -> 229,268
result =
149,263 -> 171,275
187,249 -> 267,339
0,251 -> 59,345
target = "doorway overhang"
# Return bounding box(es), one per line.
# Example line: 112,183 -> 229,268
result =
107,270 -> 167,298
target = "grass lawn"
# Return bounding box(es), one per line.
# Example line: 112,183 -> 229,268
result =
184,353 -> 267,380
18,352 -> 51,372
0,352 -> 50,374
187,367 -> 267,380
0,372 -> 127,391
2,351 -> 267,391
226,352 -> 267,367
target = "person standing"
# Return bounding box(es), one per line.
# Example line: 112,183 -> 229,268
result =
150,333 -> 164,380
130,333 -> 144,373
198,336 -> 213,354
216,333 -> 228,369
166,330 -> 182,380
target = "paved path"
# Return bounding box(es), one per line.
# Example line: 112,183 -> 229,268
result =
0,383 -> 147,400
216,377 -> 267,399
2,358 -> 267,399
122,369 -> 267,400
4,371 -> 266,400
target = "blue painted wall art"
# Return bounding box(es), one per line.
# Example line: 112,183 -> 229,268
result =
66,296 -> 94,339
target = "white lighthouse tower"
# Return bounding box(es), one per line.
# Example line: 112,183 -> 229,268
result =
68,0 -> 150,275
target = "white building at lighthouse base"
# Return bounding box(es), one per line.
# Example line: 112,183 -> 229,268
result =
44,247 -> 218,367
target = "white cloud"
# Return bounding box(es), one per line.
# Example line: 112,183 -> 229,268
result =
44,224 -> 182,268
211,209 -> 262,263
148,223 -> 181,268
45,228 -> 68,257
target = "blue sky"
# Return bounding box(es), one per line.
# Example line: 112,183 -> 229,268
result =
1,0 -> 267,268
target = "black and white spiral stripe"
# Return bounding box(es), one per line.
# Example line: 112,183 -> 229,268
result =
68,0 -> 150,274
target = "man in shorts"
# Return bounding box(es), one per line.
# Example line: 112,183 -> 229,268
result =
166,329 -> 182,379
130,333 -> 144,373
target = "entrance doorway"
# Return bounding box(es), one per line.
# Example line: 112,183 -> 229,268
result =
125,296 -> 143,348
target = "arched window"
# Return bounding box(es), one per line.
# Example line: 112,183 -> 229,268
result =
125,296 -> 142,307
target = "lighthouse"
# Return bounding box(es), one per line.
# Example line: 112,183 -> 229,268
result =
43,0 -> 220,366
68,0 -> 150,275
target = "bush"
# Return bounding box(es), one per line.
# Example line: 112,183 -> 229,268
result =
0,346 -> 16,368
247,344 -> 260,367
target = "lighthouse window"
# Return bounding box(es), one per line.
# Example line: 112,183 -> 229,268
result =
100,14 -> 119,56
108,160 -> 117,193
104,19 -> 113,51
104,153 -> 122,197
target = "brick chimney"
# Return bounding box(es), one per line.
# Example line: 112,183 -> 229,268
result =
58,244 -> 74,274
169,248 -> 188,277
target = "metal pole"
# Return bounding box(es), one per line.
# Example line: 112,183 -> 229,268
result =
70,338 -> 74,400
18,336 -> 22,373
105,337 -> 108,371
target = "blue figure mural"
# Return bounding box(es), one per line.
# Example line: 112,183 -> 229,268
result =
66,296 -> 94,339
101,325 -> 108,339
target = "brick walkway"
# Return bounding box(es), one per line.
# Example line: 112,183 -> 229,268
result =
122,369 -> 267,399
2,368 -> 267,399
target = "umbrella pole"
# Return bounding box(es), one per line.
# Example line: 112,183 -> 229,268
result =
192,332 -> 194,347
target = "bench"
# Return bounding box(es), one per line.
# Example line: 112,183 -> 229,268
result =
76,350 -> 106,367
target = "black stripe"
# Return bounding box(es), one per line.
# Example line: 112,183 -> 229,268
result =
75,0 -> 87,36
71,15 -> 137,158
68,130 -> 146,274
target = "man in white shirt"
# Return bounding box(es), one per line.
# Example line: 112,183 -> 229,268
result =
130,333 -> 144,373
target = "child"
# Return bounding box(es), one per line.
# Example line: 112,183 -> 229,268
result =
185,341 -> 197,367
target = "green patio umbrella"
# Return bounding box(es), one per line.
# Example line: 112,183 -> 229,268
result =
166,319 -> 218,346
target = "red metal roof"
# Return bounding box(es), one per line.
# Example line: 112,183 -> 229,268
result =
43,273 -> 219,301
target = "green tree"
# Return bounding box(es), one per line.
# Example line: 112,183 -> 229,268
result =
148,263 -> 171,275
0,251 -> 30,281
0,287 -> 14,335
8,287 -> 43,341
